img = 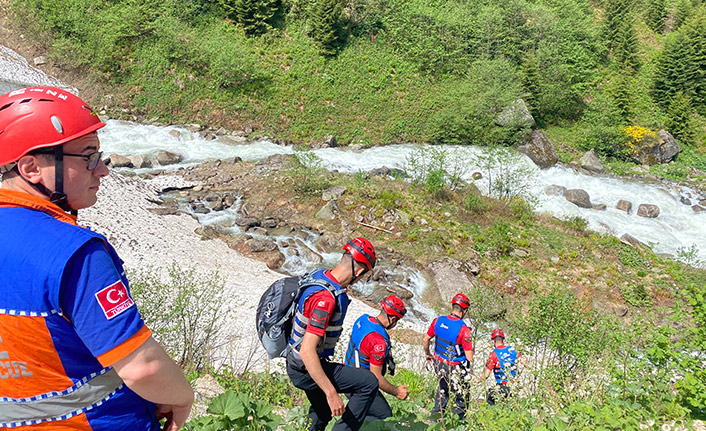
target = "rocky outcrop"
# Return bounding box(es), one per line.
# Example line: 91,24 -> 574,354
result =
518,130 -> 558,169
428,259 -> 480,303
108,153 -> 132,168
315,200 -> 339,220
322,186 -> 346,201
155,150 -> 182,166
579,150 -> 604,173
631,129 -> 682,165
563,189 -> 592,208
637,204 -> 660,218
496,99 -> 536,129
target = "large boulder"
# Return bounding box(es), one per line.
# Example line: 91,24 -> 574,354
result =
616,200 -> 632,214
545,185 -> 567,196
518,130 -> 558,169
127,154 -> 152,169
563,189 -> 592,208
579,150 -> 605,173
428,259 -> 480,303
630,129 -> 682,165
108,153 -> 132,168
496,99 -> 536,129
155,150 -> 182,165
637,204 -> 660,218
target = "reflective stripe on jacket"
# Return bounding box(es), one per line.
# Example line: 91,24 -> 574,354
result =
288,269 -> 350,358
344,315 -> 390,371
433,315 -> 467,364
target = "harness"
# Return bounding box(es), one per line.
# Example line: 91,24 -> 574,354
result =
492,346 -> 519,385
344,315 -> 390,372
288,269 -> 350,358
433,315 -> 467,364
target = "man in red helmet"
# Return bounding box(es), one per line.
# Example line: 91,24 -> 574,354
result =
422,293 -> 474,421
475,328 -> 528,405
286,237 -> 380,431
0,87 -> 193,430
343,295 -> 411,422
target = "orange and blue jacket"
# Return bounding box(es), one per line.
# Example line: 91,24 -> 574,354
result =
0,189 -> 157,430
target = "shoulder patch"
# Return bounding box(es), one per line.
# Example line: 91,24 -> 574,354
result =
95,280 -> 135,320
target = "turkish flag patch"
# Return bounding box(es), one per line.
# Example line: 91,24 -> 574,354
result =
95,280 -> 135,320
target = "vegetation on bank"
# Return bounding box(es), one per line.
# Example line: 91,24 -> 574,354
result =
127,148 -> 706,429
6,0 -> 706,183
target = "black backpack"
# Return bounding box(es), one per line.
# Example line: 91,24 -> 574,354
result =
256,273 -> 339,359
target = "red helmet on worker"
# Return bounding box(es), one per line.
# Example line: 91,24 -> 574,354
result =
0,87 -> 105,166
343,237 -> 376,271
381,295 -> 406,319
451,293 -> 470,310
491,328 -> 505,340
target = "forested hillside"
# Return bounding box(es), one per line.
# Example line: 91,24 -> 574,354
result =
6,0 -> 706,171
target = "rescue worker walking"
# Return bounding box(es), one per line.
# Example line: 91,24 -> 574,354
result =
285,238 -> 379,431
0,87 -> 194,430
344,295 -> 410,421
423,293 -> 474,421
475,328 -> 528,405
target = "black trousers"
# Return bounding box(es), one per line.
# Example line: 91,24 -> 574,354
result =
344,389 -> 392,421
431,360 -> 468,420
486,384 -> 511,405
287,357 -> 379,431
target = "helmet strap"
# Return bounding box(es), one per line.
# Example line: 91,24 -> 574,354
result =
18,146 -> 75,214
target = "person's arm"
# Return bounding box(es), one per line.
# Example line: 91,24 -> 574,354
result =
369,363 -> 409,400
112,337 -> 194,431
299,331 -> 345,416
422,334 -> 433,362
474,367 -> 492,383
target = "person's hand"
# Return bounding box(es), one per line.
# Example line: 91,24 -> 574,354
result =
396,385 -> 410,400
425,354 -> 433,363
157,401 -> 193,431
326,391 -> 345,417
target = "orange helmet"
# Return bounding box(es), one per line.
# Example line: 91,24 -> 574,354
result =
0,87 -> 105,166
451,293 -> 470,310
343,237 -> 376,271
381,295 -> 406,319
491,328 -> 505,340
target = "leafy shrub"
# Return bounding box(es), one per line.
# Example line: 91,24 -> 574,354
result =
471,145 -> 537,203
129,264 -> 227,373
405,146 -> 468,198
286,151 -> 330,195
185,390 -> 284,431
618,246 -> 648,269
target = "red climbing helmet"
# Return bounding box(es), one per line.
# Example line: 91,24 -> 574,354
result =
0,87 -> 105,166
451,293 -> 470,310
491,328 -> 505,340
381,295 -> 406,319
343,237 -> 376,271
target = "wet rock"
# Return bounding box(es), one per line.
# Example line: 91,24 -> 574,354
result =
692,205 -> 706,213
246,238 -> 278,252
496,99 -> 535,129
680,196 -> 692,206
472,172 -> 483,180
186,124 -> 202,132
315,200 -> 339,220
544,185 -> 566,196
563,189 -> 592,208
616,200 -> 632,214
218,135 -> 249,145
248,227 -> 268,235
109,153 -> 132,168
592,204 -> 607,211
385,284 -> 414,300
579,150 -> 604,173
169,129 -> 182,139
370,267 -> 386,282
295,239 -> 324,263
269,225 -> 295,237
322,186 -> 346,201
127,155 -> 152,169
155,150 -> 182,165
367,166 -> 391,178
620,233 -> 647,248
235,217 -> 259,228
637,204 -> 660,218
262,250 -> 286,270
315,234 -> 341,253
518,130 -> 558,169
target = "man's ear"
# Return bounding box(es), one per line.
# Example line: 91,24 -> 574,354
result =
16,155 -> 45,184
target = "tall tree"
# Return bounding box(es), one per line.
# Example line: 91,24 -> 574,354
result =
309,0 -> 343,56
604,0 -> 639,68
221,0 -> 279,36
646,0 -> 667,33
665,91 -> 695,143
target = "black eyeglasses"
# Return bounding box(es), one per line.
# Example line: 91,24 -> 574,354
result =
63,151 -> 104,170
34,150 -> 104,170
